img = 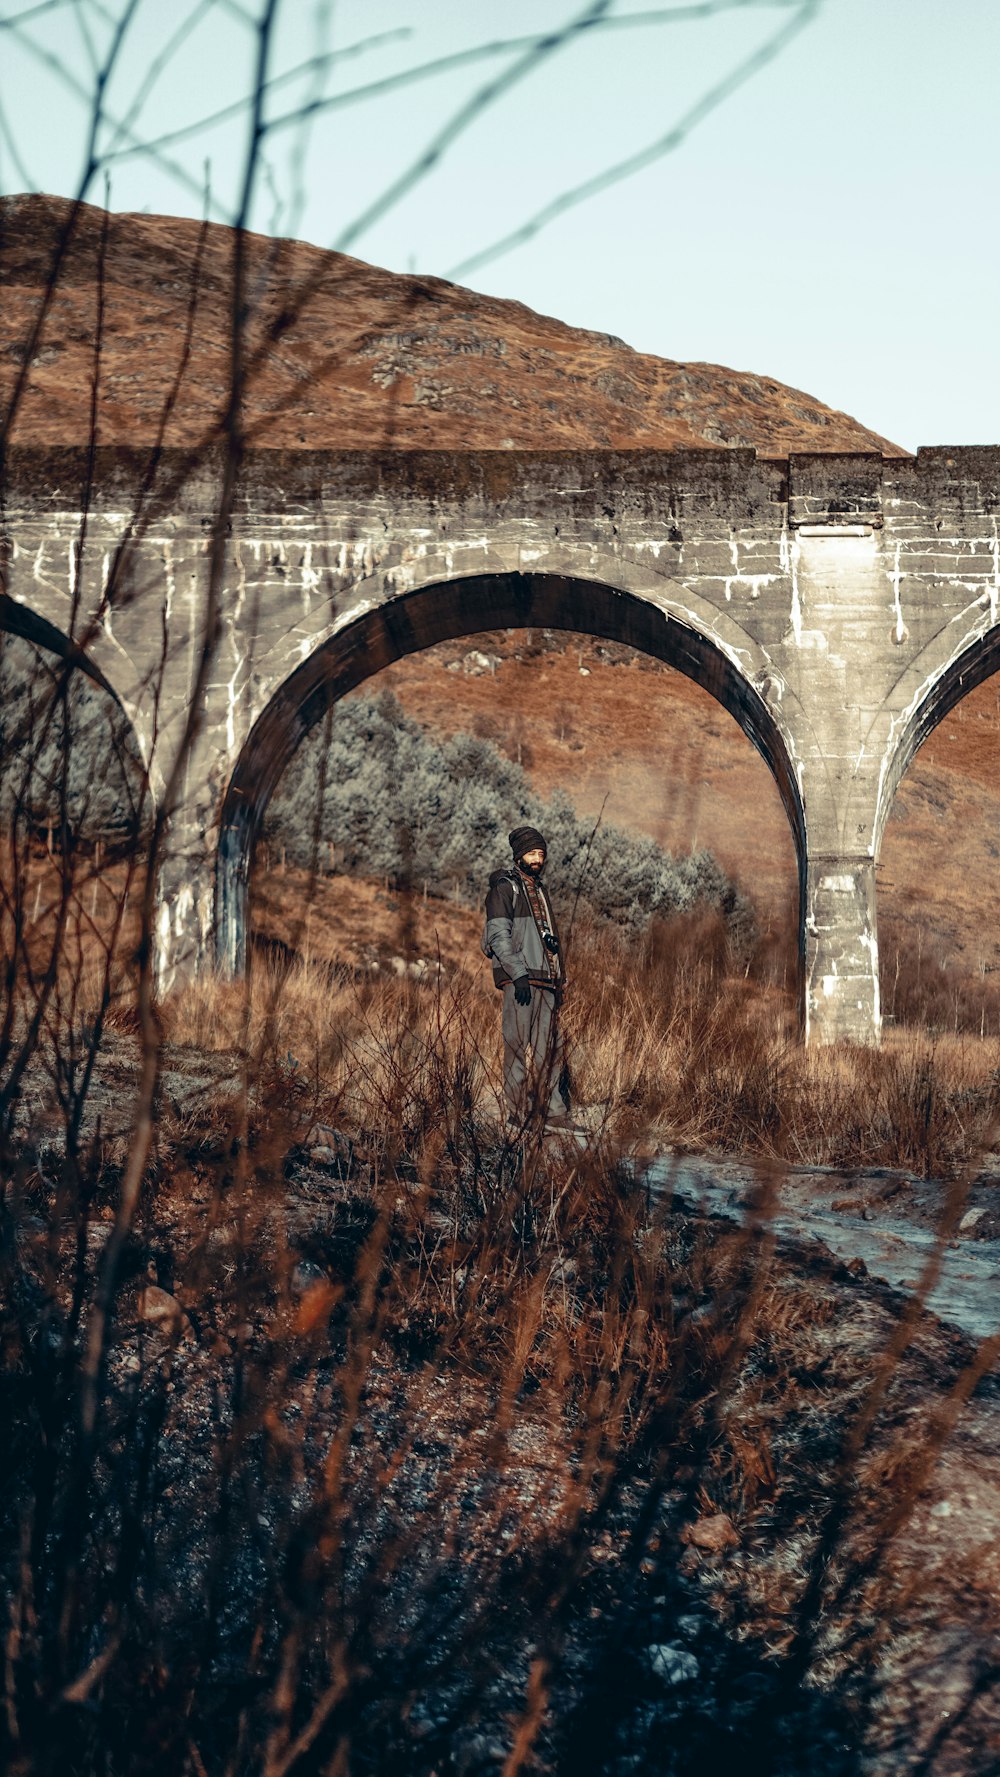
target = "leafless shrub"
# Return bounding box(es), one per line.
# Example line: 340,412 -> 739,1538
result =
881,925 -> 1000,1038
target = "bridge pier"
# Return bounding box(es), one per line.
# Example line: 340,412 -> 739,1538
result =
803,853 -> 880,1045
151,722 -> 237,992
154,819 -> 217,991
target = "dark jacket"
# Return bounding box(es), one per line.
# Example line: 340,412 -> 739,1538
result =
482,867 -> 565,991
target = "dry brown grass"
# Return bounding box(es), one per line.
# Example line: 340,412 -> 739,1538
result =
250,860 -> 483,977
8,837 -> 997,1180
0,842 -> 141,984
160,902 -> 1000,1181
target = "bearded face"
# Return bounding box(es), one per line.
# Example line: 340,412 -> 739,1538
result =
519,848 -> 546,876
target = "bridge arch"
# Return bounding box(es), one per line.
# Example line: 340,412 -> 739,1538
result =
216,568 -> 807,1004
874,622 -> 1000,857
0,588 -> 164,810
868,621 -> 1000,1030
0,590 -> 120,695
0,588 -> 155,800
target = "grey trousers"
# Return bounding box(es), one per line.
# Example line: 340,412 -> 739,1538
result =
501,983 -> 568,1121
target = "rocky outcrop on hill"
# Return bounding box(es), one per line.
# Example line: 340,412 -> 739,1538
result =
0,194 -> 902,456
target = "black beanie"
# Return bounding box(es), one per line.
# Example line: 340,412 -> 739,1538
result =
509,825 -> 546,860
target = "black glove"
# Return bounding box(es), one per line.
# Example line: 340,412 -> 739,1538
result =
513,976 -> 532,1006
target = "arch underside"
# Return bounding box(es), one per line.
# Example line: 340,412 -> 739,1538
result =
217,571 -> 806,974
0,592 -> 117,694
876,626 -> 1000,855
0,592 -> 153,847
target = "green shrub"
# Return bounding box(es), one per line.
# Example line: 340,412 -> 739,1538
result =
266,690 -> 755,945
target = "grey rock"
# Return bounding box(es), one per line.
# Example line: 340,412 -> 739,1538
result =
136,1285 -> 189,1336
647,1642 -> 700,1684
292,1260 -> 328,1294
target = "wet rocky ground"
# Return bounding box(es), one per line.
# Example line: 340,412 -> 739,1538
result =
10,1035 -> 1000,1772
647,1152 -> 1000,1346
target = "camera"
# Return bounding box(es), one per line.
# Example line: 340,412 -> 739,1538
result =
541,927 -> 560,955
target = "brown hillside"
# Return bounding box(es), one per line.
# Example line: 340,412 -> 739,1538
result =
0,194 -> 903,456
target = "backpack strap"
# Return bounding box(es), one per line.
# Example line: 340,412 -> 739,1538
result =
480,869 -> 521,957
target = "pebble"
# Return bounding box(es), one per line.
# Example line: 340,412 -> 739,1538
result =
292,1260 -> 328,1294
647,1643 -> 700,1684
136,1285 -> 188,1336
681,1512 -> 739,1552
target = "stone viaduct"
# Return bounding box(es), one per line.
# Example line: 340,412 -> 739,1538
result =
2,443 -> 1000,1046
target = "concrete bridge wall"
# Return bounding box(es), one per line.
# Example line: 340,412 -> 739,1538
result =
2,444 -> 999,1045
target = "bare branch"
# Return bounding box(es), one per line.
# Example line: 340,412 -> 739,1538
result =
0,12 -> 234,215
279,0 -> 333,241
1,0 -> 144,454
100,3 -> 785,167
0,0 -> 79,25
449,0 -> 821,279
101,17 -> 411,163
335,0 -> 617,255
69,0 -> 100,79
101,31 -> 552,165
100,0 -> 225,160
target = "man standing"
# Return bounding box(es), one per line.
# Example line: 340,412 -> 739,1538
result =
482,825 -> 572,1130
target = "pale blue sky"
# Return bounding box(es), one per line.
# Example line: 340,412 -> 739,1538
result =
0,0 -> 996,451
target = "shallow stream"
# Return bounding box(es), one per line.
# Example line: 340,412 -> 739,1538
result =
641,1152 -> 1000,1346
